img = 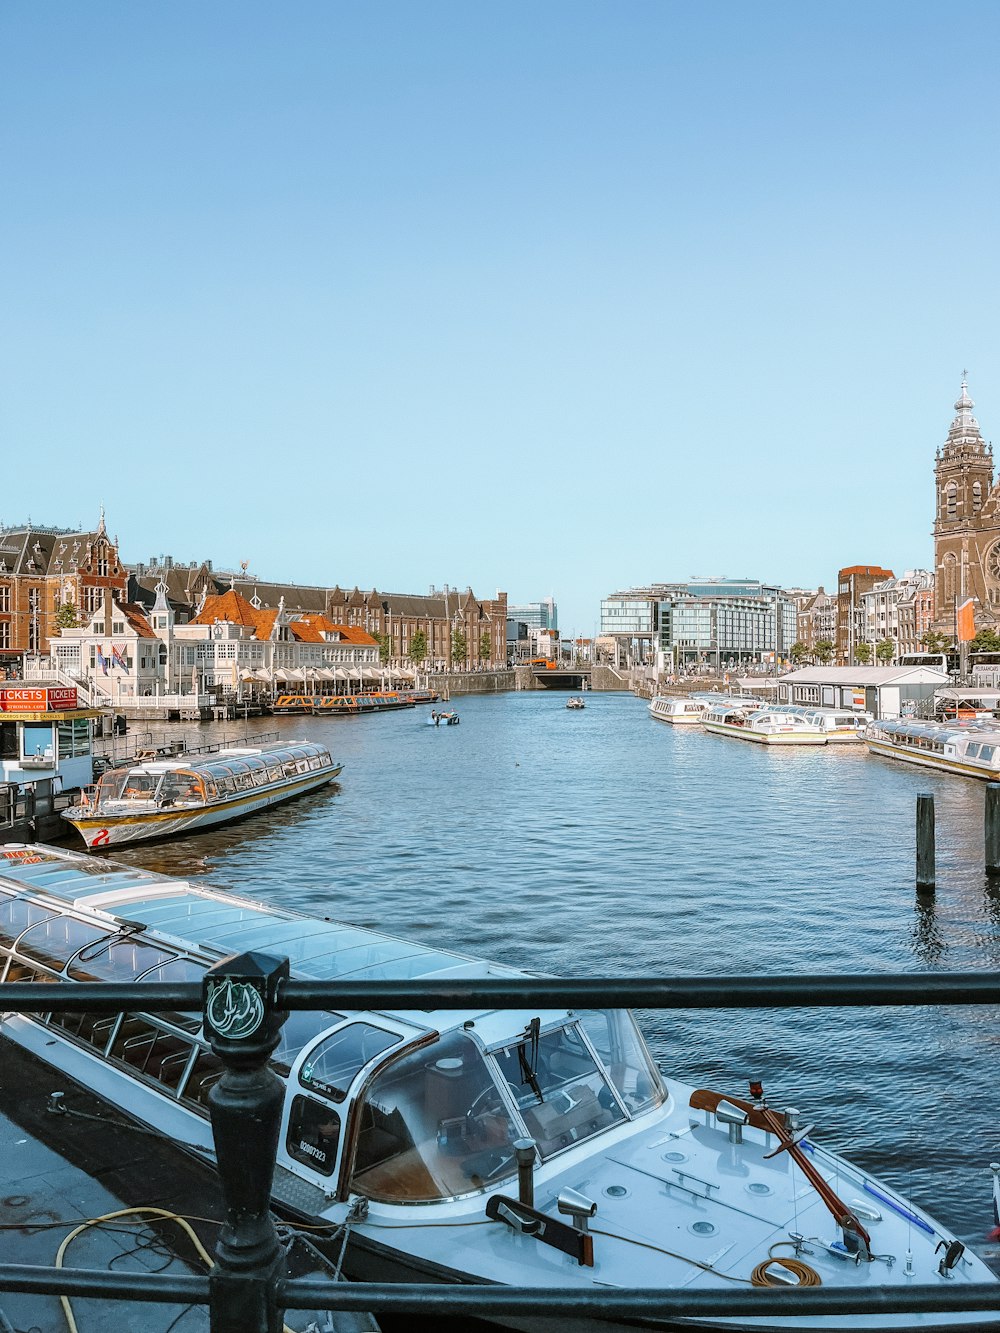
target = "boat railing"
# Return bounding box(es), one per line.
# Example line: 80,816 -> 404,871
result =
1,966 -> 997,1330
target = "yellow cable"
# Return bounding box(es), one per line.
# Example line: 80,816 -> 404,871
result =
53,1206 -> 297,1333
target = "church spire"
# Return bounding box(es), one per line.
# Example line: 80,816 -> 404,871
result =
943,372 -> 986,457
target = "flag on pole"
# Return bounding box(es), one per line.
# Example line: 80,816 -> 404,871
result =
112,643 -> 128,670
97,647 -> 108,675
957,599 -> 976,643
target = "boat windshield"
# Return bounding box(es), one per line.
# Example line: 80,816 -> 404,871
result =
158,771 -> 211,805
350,1030 -> 521,1203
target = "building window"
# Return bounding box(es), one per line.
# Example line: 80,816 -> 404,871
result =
0,586 -> 9,613
946,484 -> 957,519
973,481 -> 983,513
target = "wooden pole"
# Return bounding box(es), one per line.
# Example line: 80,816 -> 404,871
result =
916,793 -> 936,891
986,783 -> 1000,876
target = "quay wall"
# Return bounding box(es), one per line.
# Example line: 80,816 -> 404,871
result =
425,669 -> 515,696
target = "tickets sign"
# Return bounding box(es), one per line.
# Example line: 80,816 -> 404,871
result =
0,686 -> 79,712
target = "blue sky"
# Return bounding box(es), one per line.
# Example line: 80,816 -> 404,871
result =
4,2 -> 999,634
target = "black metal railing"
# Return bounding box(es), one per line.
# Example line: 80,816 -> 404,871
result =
1,964 -> 998,1333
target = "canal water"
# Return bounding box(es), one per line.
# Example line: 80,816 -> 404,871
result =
107,691 -> 1000,1253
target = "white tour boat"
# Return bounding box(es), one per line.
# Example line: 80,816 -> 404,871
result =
702,703 -> 827,746
866,719 -> 1000,780
0,843 -> 994,1330
768,705 -> 871,743
647,696 -> 707,725
61,741 -> 342,848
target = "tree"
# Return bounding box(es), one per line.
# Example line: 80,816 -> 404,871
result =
451,627 -> 468,666
479,630 -> 491,663
875,639 -> 895,664
970,627 -> 1000,653
815,639 -> 835,664
409,629 -> 427,663
790,641 -> 808,665
371,632 -> 390,665
922,630 -> 953,653
54,600 -> 79,629
854,642 -> 872,664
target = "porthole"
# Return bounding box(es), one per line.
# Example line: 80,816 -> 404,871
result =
661,1150 -> 687,1163
603,1184 -> 629,1199
746,1181 -> 772,1196
688,1220 -> 717,1237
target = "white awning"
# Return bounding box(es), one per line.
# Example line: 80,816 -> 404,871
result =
255,667 -> 272,682
361,667 -> 381,681
334,667 -> 355,681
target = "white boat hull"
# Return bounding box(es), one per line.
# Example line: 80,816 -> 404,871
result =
866,739 -> 999,780
703,721 -> 826,745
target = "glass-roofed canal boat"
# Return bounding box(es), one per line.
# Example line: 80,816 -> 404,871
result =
60,741 -> 342,848
0,844 -> 996,1330
865,718 -> 1000,780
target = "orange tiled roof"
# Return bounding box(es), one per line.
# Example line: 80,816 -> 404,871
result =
189,589 -> 276,640
121,603 -> 157,639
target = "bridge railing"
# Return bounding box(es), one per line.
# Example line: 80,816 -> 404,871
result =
1,967 -> 998,1333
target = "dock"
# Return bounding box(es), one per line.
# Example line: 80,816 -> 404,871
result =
0,1040 -> 378,1333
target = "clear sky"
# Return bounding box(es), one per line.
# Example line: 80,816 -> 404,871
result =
4,2 -> 999,635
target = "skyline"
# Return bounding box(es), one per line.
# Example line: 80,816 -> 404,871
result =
5,2 -> 1000,634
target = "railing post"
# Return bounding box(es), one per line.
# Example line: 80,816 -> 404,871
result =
916,793 -> 936,891
986,784 -> 1000,876
203,951 -> 290,1333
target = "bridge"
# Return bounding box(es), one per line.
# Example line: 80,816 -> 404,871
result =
530,665 -> 592,689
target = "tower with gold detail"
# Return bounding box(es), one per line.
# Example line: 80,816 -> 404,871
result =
933,376 -> 998,632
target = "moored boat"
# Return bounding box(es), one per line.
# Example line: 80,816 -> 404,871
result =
312,693 -> 416,717
702,703 -> 827,745
866,718 -> 1000,780
648,695 -> 706,725
768,703 -> 871,742
0,842 -> 995,1330
61,741 -> 342,849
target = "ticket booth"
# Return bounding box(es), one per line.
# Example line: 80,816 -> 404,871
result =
0,686 -> 101,793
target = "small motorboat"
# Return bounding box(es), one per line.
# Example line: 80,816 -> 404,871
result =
427,710 -> 460,726
566,697 -> 585,709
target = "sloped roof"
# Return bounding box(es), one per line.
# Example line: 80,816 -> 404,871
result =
781,666 -> 949,684
189,589 -> 274,640
120,602 -> 158,639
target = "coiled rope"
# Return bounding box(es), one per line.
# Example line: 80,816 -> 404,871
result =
751,1256 -> 822,1287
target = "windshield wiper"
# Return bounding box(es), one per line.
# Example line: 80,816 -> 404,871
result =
518,1016 -> 543,1103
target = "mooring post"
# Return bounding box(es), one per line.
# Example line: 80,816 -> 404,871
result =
916,792 -> 936,891
986,784 -> 1000,876
203,951 -> 290,1333
514,1137 -> 537,1208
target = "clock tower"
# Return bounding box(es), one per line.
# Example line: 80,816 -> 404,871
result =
933,376 -> 998,631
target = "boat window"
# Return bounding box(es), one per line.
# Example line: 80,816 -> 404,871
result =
286,1095 -> 340,1176
134,955 -> 207,1032
47,1009 -> 121,1054
159,772 -> 206,805
966,743 -> 981,758
980,745 -> 995,762
265,764 -> 283,783
272,1009 -> 345,1078
577,1009 -> 665,1115
122,771 -> 159,801
491,1022 -> 626,1158
179,1048 -> 225,1110
16,917 -> 113,973
0,897 -> 59,950
299,1023 -> 400,1101
68,934 -> 175,984
97,769 -> 129,801
108,1014 -> 195,1088
350,1030 -> 520,1202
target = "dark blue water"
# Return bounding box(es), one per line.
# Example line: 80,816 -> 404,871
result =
111,691 -> 1000,1251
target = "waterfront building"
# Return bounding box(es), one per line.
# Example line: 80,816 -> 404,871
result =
794,587 -> 836,656
0,683 -> 98,792
836,564 -> 894,665
777,665 -> 948,720
51,590 -> 161,705
859,570 -> 935,660
327,585 -> 508,671
505,597 -> 557,632
0,514 -> 128,672
932,376 -> 1000,637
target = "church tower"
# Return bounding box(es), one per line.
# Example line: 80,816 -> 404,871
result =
933,376 -> 998,628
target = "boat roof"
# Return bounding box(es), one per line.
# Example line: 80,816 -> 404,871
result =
104,741 -> 330,777
874,719 -> 1000,744
0,845 -> 521,1031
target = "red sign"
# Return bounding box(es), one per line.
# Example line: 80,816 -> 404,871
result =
0,685 -> 79,712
